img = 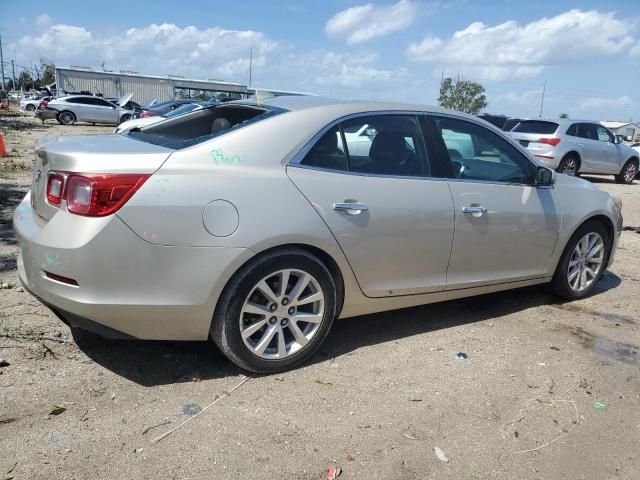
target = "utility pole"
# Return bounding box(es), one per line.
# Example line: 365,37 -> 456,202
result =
11,60 -> 16,92
0,34 -> 5,90
249,47 -> 253,88
539,80 -> 546,118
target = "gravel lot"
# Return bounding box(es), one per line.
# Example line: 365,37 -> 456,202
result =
1,111 -> 639,479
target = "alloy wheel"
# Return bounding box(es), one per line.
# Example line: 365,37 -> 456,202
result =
560,158 -> 577,176
623,163 -> 637,183
60,112 -> 74,125
239,269 -> 325,360
567,232 -> 604,292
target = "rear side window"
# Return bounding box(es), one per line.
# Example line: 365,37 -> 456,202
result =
301,115 -> 428,177
566,123 -> 577,136
301,126 -> 348,172
512,121 -> 559,135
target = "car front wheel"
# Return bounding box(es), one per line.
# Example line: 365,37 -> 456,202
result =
615,159 -> 638,184
550,221 -> 611,300
211,248 -> 337,373
26,104 -> 35,111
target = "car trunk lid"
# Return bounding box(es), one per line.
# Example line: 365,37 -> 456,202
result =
30,134 -> 173,222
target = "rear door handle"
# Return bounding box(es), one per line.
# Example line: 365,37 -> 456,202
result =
462,206 -> 487,216
333,203 -> 368,215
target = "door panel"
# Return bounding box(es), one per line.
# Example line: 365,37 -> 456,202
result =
287,167 -> 454,297
576,123 -> 600,172
446,182 -> 560,288
594,125 -> 620,173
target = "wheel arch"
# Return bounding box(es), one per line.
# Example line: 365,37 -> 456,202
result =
554,213 -> 616,272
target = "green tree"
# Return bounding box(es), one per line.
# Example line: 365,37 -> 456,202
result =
438,77 -> 488,114
40,57 -> 56,86
559,113 -> 569,119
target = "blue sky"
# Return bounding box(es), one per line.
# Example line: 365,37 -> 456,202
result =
2,0 -> 639,120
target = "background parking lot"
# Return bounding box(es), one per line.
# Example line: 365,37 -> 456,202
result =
1,113 -> 639,479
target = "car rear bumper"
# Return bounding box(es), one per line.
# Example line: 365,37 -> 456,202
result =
13,192 -> 254,340
35,109 -> 58,121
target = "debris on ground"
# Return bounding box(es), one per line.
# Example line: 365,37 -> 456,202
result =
182,403 -> 202,416
455,352 -> 468,360
326,464 -> 342,479
142,420 -> 172,435
434,446 -> 449,463
592,400 -> 609,411
315,379 -> 333,385
402,433 -> 418,440
48,405 -> 67,416
0,358 -> 9,368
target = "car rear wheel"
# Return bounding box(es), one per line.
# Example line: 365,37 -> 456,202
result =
211,248 -> 336,373
119,114 -> 132,124
549,220 -> 611,300
25,104 -> 36,111
615,159 -> 638,184
557,155 -> 579,176
57,111 -> 76,125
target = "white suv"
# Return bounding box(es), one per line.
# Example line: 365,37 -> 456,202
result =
509,120 -> 638,183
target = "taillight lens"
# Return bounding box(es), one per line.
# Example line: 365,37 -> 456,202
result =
40,101 -> 48,109
46,172 -> 149,216
139,110 -> 155,118
537,137 -> 561,147
46,173 -> 65,205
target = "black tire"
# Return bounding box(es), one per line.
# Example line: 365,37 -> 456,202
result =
615,159 -> 638,184
211,247 -> 337,373
549,220 -> 611,300
57,111 -> 76,125
119,114 -> 132,124
25,104 -> 36,111
557,155 -> 579,176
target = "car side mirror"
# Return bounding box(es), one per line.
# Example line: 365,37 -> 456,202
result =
536,166 -> 555,187
614,135 -> 623,144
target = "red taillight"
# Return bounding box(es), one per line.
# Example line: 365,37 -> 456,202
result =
40,101 -> 48,109
46,172 -> 149,216
537,137 -> 561,147
65,173 -> 150,216
46,173 -> 65,205
139,110 -> 155,118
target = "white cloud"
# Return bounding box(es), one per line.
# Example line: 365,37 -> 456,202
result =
407,9 -> 635,81
326,0 -> 420,45
579,95 -> 633,110
12,23 -> 277,81
630,41 -> 640,58
494,89 -> 543,105
36,14 -> 52,27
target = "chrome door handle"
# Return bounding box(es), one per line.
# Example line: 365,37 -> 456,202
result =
462,206 -> 487,215
333,203 -> 369,215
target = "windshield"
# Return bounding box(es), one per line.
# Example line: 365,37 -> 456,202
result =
512,120 -> 559,135
164,103 -> 203,118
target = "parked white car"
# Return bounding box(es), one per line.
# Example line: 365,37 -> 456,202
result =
36,94 -> 135,125
20,96 -> 50,111
114,102 -> 209,133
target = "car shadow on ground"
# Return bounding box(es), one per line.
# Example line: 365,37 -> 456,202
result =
0,181 -> 29,246
72,272 -> 622,387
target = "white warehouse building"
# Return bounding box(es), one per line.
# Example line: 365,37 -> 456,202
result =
600,121 -> 640,142
53,67 -> 254,105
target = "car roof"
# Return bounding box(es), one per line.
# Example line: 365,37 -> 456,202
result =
242,95 -> 486,122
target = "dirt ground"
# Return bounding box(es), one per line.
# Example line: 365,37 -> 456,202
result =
1,110 -> 639,480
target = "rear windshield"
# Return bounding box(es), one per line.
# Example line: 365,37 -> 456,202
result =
512,120 -> 559,135
126,103 -> 287,149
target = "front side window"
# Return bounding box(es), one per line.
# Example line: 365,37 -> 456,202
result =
432,116 -> 533,184
301,115 -> 427,177
595,125 -> 614,143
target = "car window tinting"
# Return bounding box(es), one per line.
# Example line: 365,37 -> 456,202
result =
432,116 -> 533,184
301,126 -> 348,171
577,123 -> 597,140
512,120 -> 559,135
566,123 -> 577,136
339,115 -> 427,177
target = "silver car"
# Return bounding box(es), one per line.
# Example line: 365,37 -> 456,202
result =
509,119 -> 639,183
14,97 -> 622,373
35,94 -> 135,125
